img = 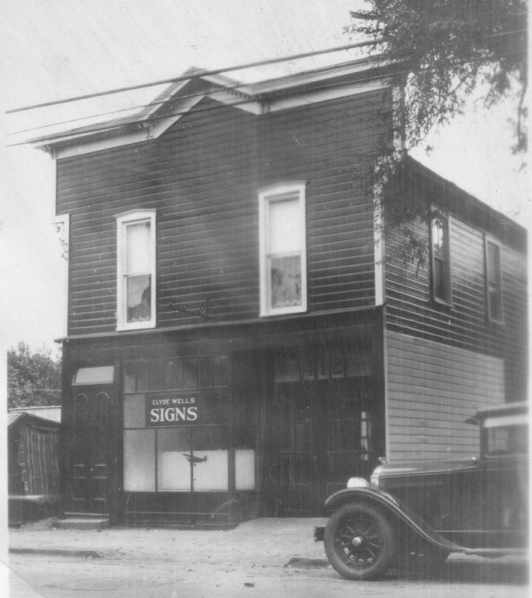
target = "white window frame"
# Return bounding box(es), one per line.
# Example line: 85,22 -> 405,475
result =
116,210 -> 156,331
258,183 -> 307,317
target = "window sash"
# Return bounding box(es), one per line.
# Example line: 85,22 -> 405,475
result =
430,214 -> 450,303
486,240 -> 503,322
259,185 -> 307,316
125,221 -> 151,274
116,211 -> 156,330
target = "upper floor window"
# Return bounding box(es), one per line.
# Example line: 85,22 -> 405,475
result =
485,239 -> 503,322
259,184 -> 307,316
116,210 -> 156,330
430,212 -> 451,303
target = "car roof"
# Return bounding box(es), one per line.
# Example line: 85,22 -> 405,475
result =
465,402 -> 529,425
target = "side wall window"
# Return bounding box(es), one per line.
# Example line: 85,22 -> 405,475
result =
485,239 -> 503,322
116,210 -> 156,330
430,212 -> 451,304
259,184 -> 307,316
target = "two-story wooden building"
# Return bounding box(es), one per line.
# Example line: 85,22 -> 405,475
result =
31,58 -> 527,526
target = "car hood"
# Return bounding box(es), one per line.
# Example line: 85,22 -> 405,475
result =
376,458 -> 478,480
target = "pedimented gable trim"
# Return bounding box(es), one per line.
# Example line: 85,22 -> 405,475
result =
37,60 -> 394,159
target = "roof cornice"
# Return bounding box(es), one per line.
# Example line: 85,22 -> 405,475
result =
31,56 -> 397,159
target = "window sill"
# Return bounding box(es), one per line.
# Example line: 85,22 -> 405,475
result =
260,305 -> 307,318
117,320 -> 156,332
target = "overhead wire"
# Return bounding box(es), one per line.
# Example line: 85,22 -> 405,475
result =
8,40 -> 526,140
7,45 -> 525,149
9,57 -> 387,137
5,39 -> 382,115
6,66 -> 408,148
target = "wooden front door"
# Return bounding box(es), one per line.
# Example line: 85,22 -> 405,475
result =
69,387 -> 114,514
272,380 -> 320,514
268,342 -> 381,515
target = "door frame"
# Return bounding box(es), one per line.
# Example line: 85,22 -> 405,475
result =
65,365 -> 120,518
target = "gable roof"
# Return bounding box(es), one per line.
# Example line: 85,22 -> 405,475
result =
30,56 -> 397,159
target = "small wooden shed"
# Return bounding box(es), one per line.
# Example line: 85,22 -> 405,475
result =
8,407 -> 61,525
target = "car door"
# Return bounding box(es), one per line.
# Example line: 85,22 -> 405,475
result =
480,423 -> 528,548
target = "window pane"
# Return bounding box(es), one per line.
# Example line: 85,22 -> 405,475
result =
157,429 -> 191,491
486,243 -> 502,320
126,221 -> 150,273
431,218 -> 446,258
489,287 -> 502,320
123,394 -> 146,428
123,430 -> 155,491
434,258 -> 447,300
487,242 -> 500,282
127,275 -> 151,322
271,255 -> 301,308
269,198 -> 301,253
487,425 -> 528,455
193,450 -> 229,491
235,449 -> 256,490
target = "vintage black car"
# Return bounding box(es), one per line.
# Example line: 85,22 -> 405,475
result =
315,402 -> 528,580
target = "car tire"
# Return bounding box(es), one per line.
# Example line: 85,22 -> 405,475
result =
324,502 -> 395,580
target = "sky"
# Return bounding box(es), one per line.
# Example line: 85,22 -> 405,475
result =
0,0 -> 529,355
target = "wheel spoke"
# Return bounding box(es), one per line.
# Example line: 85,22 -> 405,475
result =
365,546 -> 377,560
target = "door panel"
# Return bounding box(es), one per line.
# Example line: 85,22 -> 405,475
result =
325,379 -> 375,497
275,381 -> 316,514
69,388 -> 114,514
481,455 -> 528,547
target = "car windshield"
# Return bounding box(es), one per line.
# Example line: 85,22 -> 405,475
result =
486,424 -> 528,456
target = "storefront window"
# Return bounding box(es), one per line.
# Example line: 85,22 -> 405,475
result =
123,430 -> 155,491
157,429 -> 191,491
122,356 -> 255,494
235,449 -> 256,491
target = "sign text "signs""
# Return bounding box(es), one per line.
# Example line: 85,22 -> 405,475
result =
146,396 -> 199,426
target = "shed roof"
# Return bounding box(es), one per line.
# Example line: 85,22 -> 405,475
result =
8,406 -> 61,428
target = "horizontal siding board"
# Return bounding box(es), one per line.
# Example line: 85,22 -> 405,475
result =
385,330 -> 504,462
384,193 -> 526,403
59,90 -> 389,334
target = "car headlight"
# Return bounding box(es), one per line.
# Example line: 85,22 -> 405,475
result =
370,466 -> 382,488
346,477 -> 370,489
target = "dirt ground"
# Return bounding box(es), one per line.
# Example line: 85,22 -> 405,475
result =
7,517 -> 529,598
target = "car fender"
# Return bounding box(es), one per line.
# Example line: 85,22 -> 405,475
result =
322,487 -> 459,554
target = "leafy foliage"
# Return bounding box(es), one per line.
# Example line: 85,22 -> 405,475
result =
8,342 -> 61,409
349,0 -> 527,152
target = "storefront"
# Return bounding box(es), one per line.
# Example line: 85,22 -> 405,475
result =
62,310 -> 384,525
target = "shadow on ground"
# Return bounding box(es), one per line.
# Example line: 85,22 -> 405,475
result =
397,557 -> 528,585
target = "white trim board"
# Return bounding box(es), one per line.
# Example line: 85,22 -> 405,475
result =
41,78 -> 391,159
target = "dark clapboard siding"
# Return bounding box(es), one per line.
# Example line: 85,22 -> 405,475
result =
384,164 -> 527,404
57,88 -> 390,335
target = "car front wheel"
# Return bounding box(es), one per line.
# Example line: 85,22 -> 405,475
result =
324,502 -> 395,580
